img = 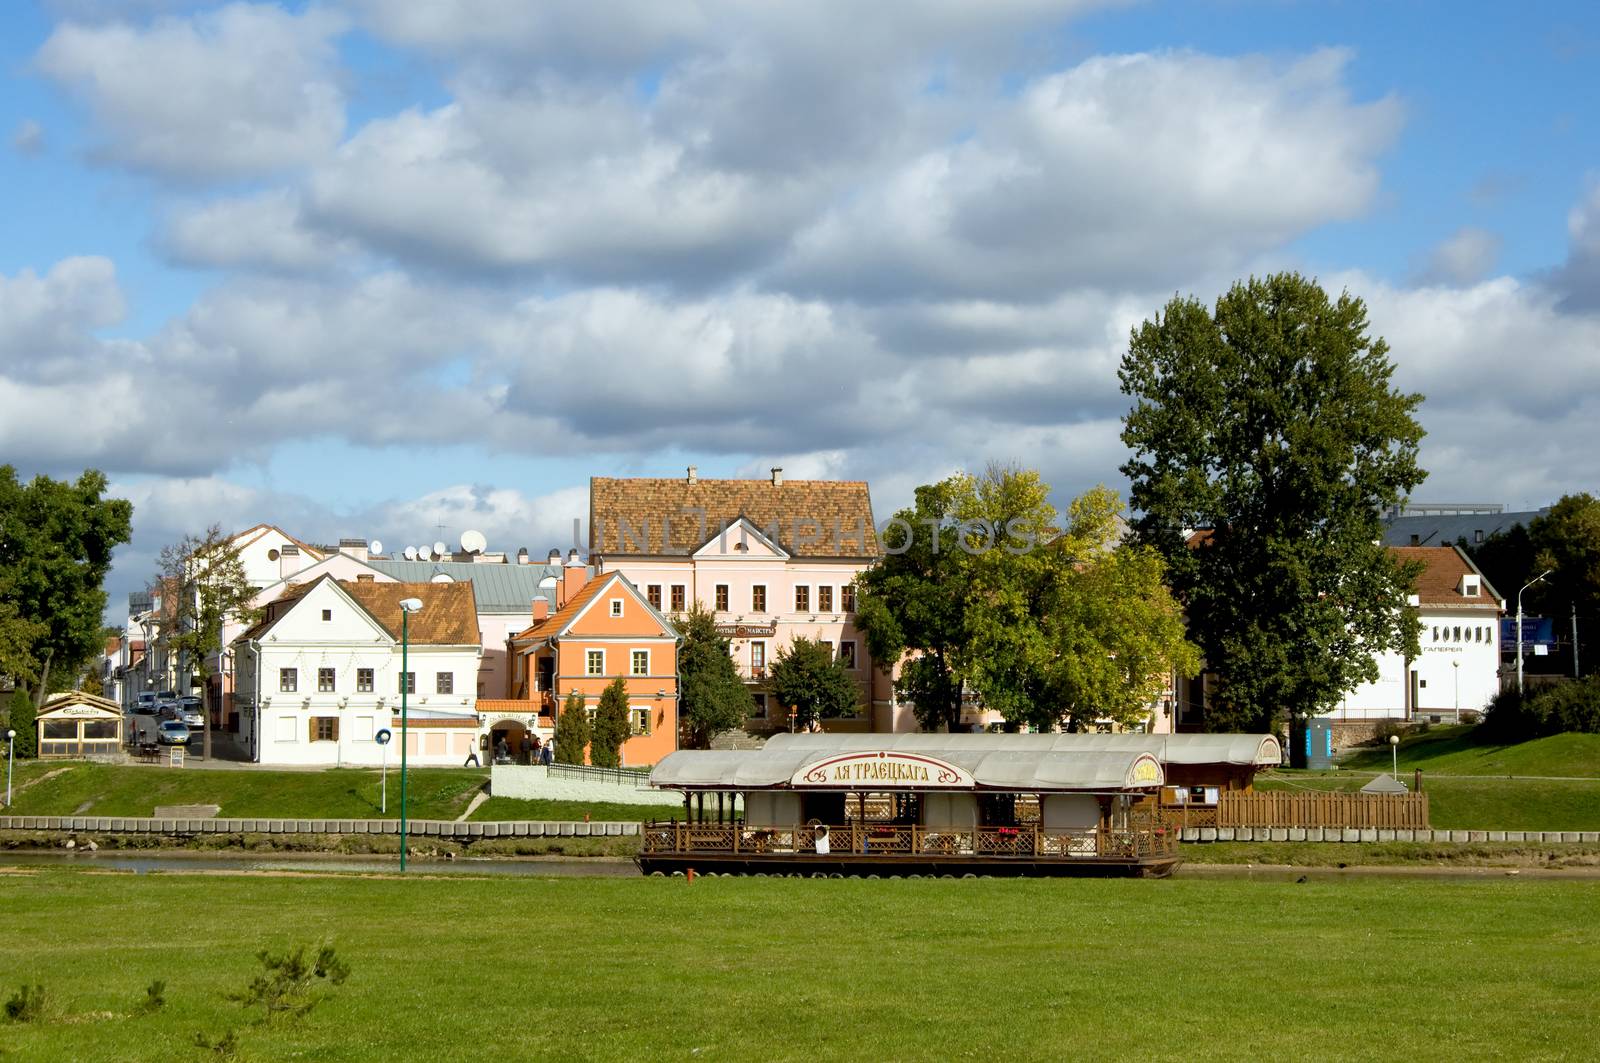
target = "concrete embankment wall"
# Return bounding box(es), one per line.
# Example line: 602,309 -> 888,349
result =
0,816 -> 639,838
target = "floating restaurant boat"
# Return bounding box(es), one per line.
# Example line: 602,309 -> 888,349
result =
638,733 -> 1223,878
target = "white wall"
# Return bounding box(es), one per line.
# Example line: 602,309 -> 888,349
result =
1332,608 -> 1500,720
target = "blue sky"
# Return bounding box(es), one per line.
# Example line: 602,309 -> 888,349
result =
1,0 -> 1596,615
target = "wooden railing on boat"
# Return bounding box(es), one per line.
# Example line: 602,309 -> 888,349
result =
640,820 -> 1179,862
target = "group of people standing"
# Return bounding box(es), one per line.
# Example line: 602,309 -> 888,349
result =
469,728 -> 556,767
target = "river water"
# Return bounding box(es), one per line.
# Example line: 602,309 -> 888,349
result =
1,851 -> 1593,880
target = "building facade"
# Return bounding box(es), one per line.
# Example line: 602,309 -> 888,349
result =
233,577 -> 482,767
589,468 -> 894,731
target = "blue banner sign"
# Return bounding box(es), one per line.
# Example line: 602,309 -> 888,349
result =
1500,617 -> 1555,648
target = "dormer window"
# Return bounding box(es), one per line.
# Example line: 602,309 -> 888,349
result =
1461,575 -> 1480,597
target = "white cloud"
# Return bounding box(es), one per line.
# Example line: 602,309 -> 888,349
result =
11,119 -> 44,155
36,2 -> 347,180
1548,178 -> 1600,312
158,190 -> 356,272
1415,227 -> 1502,286
0,256 -> 128,380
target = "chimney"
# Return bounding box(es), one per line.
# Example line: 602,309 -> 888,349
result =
771,466 -> 783,486
687,465 -> 698,486
547,548 -> 561,566
517,547 -> 530,565
278,544 -> 301,580
532,598 -> 550,621
338,538 -> 369,562
558,548 -> 589,606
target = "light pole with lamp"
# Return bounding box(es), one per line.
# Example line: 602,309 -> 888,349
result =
398,597 -> 424,872
1389,733 -> 1399,780
1452,659 -> 1460,716
1517,570 -> 1552,696
5,729 -> 14,808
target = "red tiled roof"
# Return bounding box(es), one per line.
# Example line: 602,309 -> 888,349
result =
1391,546 -> 1501,610
511,576 -> 609,642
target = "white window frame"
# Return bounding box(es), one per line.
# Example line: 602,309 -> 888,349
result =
631,649 -> 649,676
752,585 -> 767,613
670,584 -> 687,612
794,584 -> 811,613
751,641 -> 766,672
279,667 -> 297,693
610,599 -> 624,618
586,649 -> 606,676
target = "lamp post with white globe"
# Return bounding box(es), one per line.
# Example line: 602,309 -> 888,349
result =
5,728 -> 15,808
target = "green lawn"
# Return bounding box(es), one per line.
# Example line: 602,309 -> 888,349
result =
0,869 -> 1595,1061
1256,772 -> 1600,831
1340,727 -> 1600,778
0,762 -> 487,820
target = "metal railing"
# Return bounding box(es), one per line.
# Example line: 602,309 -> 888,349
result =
545,762 -> 653,787
640,820 -> 1179,862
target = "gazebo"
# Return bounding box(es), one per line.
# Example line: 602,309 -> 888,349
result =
35,691 -> 124,759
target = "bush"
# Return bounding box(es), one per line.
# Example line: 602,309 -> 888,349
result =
6,689 -> 37,759
4,983 -> 49,1023
1481,678 -> 1600,741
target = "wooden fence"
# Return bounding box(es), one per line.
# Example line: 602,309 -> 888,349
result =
1217,791 -> 1429,829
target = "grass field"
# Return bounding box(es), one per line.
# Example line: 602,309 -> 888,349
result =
0,869 -> 1595,1061
1340,727 -> 1600,777
1,762 -> 489,820
467,795 -> 677,822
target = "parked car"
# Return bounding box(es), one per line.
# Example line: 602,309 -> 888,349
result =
156,720 -> 190,745
179,706 -> 204,728
134,692 -> 159,715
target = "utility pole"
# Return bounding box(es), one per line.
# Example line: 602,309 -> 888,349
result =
1517,570 -> 1551,696
1574,603 -> 1581,679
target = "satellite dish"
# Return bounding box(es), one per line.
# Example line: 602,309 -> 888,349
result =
430,572 -> 454,583
460,529 -> 487,554
368,539 -> 383,557
403,546 -> 418,560
433,541 -> 448,559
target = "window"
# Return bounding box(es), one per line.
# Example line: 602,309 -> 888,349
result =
1474,530 -> 1484,544
610,599 -> 624,617
667,585 -> 684,611
398,671 -> 416,694
841,584 -> 856,613
818,586 -> 833,612
318,667 -> 336,692
633,707 -> 651,735
356,668 -> 374,692
587,650 -> 605,676
751,641 -> 766,673
354,715 -> 375,741
321,608 -> 332,621
647,585 -> 662,609
795,586 -> 810,612
275,716 -> 296,742
752,585 -> 767,612
279,668 -> 297,693
840,640 -> 857,669
436,672 -> 454,695
310,716 -> 338,742
715,584 -> 729,611
631,650 -> 649,676
752,693 -> 768,719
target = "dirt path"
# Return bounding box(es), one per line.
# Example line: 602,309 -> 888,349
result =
3,765 -> 75,807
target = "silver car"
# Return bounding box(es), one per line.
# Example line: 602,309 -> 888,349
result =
156,720 -> 190,745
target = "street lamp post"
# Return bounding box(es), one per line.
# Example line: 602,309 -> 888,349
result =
1517,570 -> 1552,696
398,597 -> 424,872
1452,659 -> 1460,716
5,729 -> 14,808
1389,733 -> 1399,779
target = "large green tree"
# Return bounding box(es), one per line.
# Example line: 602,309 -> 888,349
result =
0,467 -> 133,707
1472,494 -> 1600,676
769,637 -> 860,728
1120,272 -> 1426,733
553,690 -> 590,765
854,476 -> 973,730
962,483 -> 1200,732
153,525 -> 263,758
676,605 -> 753,747
590,677 -> 631,768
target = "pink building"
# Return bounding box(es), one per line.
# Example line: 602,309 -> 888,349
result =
590,468 -> 898,731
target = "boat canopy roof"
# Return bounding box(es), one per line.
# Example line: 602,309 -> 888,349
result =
765,730 -> 1281,767
649,742 -> 1167,793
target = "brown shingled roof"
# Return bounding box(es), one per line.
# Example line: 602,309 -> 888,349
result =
1390,546 -> 1502,610
337,580 -> 481,644
590,475 -> 879,557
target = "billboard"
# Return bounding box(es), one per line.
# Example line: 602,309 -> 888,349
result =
1500,617 -> 1555,649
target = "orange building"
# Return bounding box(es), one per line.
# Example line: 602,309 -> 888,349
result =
507,557 -> 680,766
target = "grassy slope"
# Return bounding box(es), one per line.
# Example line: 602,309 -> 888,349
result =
1340,727 -> 1600,778
1,763 -> 487,820
0,871 -> 1596,1061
